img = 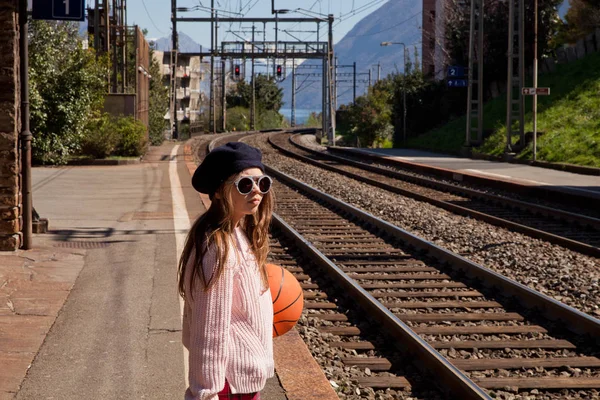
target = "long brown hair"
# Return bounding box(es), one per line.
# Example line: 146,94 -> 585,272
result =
178,172 -> 274,299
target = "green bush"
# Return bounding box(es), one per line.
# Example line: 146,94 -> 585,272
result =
114,116 -> 147,157
79,114 -> 147,158
258,110 -> 285,130
80,113 -> 118,159
227,107 -> 251,132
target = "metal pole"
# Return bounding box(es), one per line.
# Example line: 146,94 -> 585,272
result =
210,0 -> 215,133
222,58 -> 227,132
19,0 -> 32,249
334,57 -> 338,111
465,0 -> 476,146
533,0 -> 538,161
505,0 -> 514,152
122,0 -> 127,92
172,0 -> 178,139
291,60 -> 296,127
322,53 -> 327,142
328,14 -> 335,145
519,0 -> 525,144
353,61 -> 356,104
477,0 -> 484,143
403,46 -> 407,145
112,0 -> 118,93
377,62 -> 381,82
213,10 -> 218,133
94,0 -> 99,51
251,24 -> 256,130
368,69 -> 372,89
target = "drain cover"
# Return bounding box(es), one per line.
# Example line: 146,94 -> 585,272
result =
53,241 -> 111,249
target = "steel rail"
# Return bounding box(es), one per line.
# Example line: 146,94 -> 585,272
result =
271,212 -> 491,400
328,146 -> 600,206
291,134 -> 600,230
264,164 -> 600,342
267,133 -> 600,258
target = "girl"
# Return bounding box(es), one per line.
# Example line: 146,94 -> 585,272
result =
178,142 -> 275,400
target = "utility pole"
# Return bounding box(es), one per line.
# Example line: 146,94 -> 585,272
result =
222,58 -> 227,132
19,0 -> 32,248
121,0 -> 127,92
111,0 -> 117,93
291,60 -> 296,127
505,0 -> 525,153
328,14 -> 335,145
334,57 -> 338,111
171,0 -> 178,139
368,69 -> 372,88
465,0 -> 484,146
377,62 -> 381,82
209,0 -> 215,134
533,0 -> 539,161
353,61 -> 357,104
322,48 -> 327,142
94,0 -> 100,52
251,24 -> 256,130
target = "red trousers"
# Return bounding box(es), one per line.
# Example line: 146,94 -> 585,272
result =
218,380 -> 260,400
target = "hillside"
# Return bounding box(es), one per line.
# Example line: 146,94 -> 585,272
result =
280,0 -> 422,110
152,32 -> 206,53
407,51 -> 600,167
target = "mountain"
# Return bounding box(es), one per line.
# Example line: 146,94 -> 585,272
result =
152,32 -> 206,53
281,0 -> 422,110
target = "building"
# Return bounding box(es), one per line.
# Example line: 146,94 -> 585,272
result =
422,0 -> 450,81
153,51 -> 203,123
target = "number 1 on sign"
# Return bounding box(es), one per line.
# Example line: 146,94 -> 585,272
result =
64,0 -> 69,14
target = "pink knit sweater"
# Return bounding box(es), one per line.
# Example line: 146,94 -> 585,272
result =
182,227 -> 274,400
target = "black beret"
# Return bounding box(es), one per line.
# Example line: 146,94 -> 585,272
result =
192,142 -> 265,195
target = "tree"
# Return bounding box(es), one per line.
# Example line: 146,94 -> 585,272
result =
148,47 -> 169,145
226,75 -> 284,112
341,79 -> 394,147
445,0 -> 562,94
557,0 -> 600,44
29,21 -> 109,164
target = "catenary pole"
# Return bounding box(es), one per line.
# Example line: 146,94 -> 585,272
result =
533,0 -> 538,161
291,60 -> 296,127
251,24 -> 256,130
19,0 -> 32,249
222,58 -> 227,132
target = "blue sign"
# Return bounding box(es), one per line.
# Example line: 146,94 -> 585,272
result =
32,0 -> 85,21
447,79 -> 468,88
447,66 -> 465,78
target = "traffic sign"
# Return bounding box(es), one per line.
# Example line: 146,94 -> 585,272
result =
447,79 -> 468,88
522,87 -> 550,95
32,0 -> 85,22
447,66 -> 466,78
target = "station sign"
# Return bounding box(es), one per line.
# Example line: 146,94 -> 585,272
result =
522,87 -> 550,95
447,66 -> 466,78
447,79 -> 468,88
32,0 -> 85,22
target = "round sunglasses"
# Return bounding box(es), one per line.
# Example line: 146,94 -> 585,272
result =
234,175 -> 273,195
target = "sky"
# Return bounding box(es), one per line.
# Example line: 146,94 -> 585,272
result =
122,0 -> 392,47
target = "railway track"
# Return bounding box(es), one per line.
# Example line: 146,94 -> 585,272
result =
267,132 -> 600,259
196,132 -> 600,397
263,162 -> 600,398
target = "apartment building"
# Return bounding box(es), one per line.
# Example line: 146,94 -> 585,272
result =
153,51 -> 203,122
422,0 -> 450,81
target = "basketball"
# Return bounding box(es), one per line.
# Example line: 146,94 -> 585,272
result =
266,263 -> 304,337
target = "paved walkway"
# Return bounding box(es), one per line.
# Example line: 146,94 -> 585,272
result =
1,141 -> 336,400
358,148 -> 600,201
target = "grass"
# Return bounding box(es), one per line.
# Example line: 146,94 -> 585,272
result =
406,50 -> 600,167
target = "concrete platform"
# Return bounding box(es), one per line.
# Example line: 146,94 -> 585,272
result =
351,148 -> 600,203
1,142 -> 336,400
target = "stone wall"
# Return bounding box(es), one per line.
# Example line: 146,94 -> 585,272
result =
0,1 -> 21,251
